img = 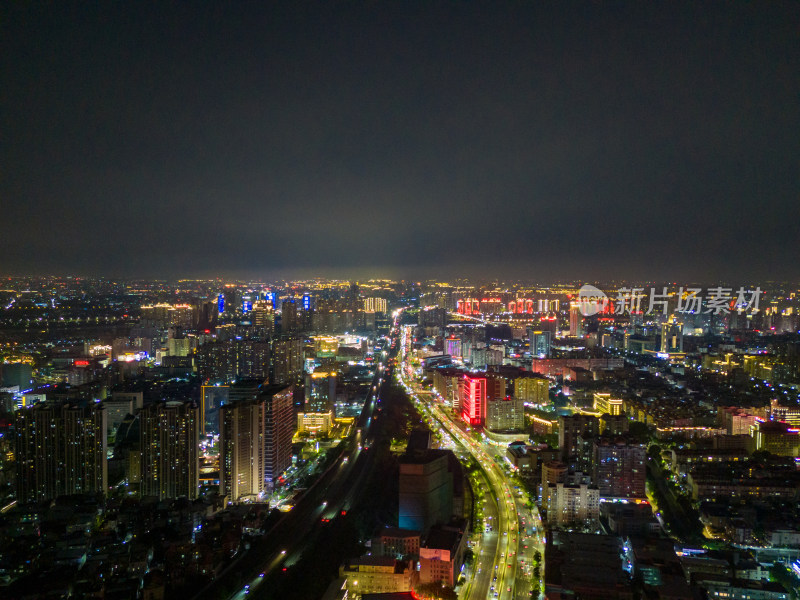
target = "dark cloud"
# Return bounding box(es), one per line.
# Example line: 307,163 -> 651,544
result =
2,2 -> 798,280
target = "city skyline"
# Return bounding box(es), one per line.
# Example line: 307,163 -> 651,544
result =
3,2 -> 799,280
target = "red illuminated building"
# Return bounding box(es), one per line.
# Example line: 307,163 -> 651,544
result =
460,374 -> 486,426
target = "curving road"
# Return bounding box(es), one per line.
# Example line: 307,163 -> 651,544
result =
399,324 -> 545,600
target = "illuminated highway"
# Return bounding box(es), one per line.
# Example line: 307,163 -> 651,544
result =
398,324 -> 545,600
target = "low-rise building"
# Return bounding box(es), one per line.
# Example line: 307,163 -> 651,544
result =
418,525 -> 466,587
340,556 -> 416,596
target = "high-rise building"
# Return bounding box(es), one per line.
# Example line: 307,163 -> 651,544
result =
281,298 -> 300,333
514,374 -> 549,405
196,339 -> 270,382
220,397 -> 266,502
103,397 -> 136,441
251,300 -> 275,336
660,317 -> 684,353
139,401 -> 199,500
528,329 -> 552,358
444,336 -> 462,359
540,460 -> 568,503
398,452 -> 454,534
262,384 -> 295,487
271,336 -> 304,385
15,403 -> 108,503
486,396 -> 524,431
569,302 -> 584,337
459,374 -> 486,426
305,371 -> 337,413
200,384 -> 229,436
363,297 -> 388,314
545,482 -> 600,525
558,414 -> 600,472
593,438 -> 647,499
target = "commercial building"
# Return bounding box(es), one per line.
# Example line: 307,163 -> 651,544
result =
139,401 -> 199,500
15,403 -> 108,503
594,392 -> 624,416
340,556 -> 416,596
545,532 -> 632,599
752,420 -> 800,457
660,318 -> 684,353
297,411 -> 333,435
459,373 -> 486,426
528,329 -> 552,358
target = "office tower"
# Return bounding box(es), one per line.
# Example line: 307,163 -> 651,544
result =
220,397 -> 266,501
281,298 -> 299,333
398,452 -> 454,534
486,396 -> 524,431
558,414 -> 600,472
139,401 -> 199,500
305,371 -> 337,413
15,403 -> 108,503
528,329 -> 552,358
459,373 -> 486,426
593,438 -> 646,499
271,336 -> 304,385
262,384 -> 295,487
251,300 -> 275,336
569,302 -> 584,337
660,317 -> 684,353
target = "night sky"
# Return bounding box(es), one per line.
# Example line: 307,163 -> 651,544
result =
2,2 -> 798,281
